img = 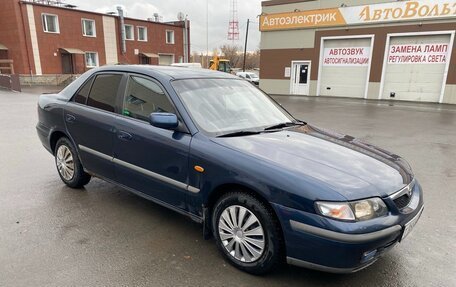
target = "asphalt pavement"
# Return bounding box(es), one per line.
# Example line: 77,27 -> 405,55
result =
0,88 -> 455,287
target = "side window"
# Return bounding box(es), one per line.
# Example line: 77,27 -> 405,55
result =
87,74 -> 123,112
122,76 -> 175,122
73,77 -> 94,104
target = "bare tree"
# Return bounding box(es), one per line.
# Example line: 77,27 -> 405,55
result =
219,44 -> 242,68
190,46 -> 260,70
244,49 -> 260,70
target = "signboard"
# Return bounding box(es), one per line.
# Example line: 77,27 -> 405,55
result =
387,43 -> 450,64
323,47 -> 371,66
260,0 -> 456,31
284,67 -> 291,77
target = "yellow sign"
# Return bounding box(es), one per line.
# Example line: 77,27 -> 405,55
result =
260,8 -> 346,31
260,0 -> 456,31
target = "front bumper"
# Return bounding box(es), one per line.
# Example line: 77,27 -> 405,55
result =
272,180 -> 424,273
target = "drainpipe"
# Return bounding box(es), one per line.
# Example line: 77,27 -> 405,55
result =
183,19 -> 189,62
117,6 -> 126,55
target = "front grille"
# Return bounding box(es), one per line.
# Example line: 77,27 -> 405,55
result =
394,193 -> 412,209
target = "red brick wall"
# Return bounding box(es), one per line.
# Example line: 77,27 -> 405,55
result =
117,18 -> 185,65
31,5 -> 106,74
0,0 -> 32,74
1,0 -> 187,75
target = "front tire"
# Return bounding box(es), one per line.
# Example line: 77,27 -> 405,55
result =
212,192 -> 282,275
55,137 -> 91,188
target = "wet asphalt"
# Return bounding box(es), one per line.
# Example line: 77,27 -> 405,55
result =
0,88 -> 455,287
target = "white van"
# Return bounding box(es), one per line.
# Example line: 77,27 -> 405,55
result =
171,63 -> 202,69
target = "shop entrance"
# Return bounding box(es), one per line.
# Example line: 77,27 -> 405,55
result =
291,61 -> 310,95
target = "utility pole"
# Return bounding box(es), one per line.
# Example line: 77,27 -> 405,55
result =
206,0 -> 209,68
242,18 -> 250,72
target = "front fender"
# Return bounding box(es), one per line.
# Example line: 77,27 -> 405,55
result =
186,133 -> 346,218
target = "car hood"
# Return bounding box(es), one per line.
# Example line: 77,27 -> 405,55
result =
211,124 -> 413,200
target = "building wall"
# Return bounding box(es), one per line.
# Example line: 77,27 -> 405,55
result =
0,0 -> 187,75
30,4 -> 107,74
117,18 -> 184,65
0,0 -> 31,74
260,0 -> 456,103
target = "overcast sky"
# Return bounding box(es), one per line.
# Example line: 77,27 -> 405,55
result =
66,0 -> 262,53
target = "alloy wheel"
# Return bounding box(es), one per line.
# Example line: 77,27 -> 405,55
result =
56,145 -> 75,181
218,205 -> 265,263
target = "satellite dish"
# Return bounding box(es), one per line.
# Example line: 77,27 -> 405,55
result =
177,12 -> 185,21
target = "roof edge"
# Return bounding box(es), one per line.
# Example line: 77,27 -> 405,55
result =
262,0 -> 316,7
19,1 -> 184,27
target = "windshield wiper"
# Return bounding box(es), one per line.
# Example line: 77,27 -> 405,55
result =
263,121 -> 305,131
216,130 -> 261,138
217,121 -> 306,137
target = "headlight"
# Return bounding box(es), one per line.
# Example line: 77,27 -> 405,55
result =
315,202 -> 355,221
315,198 -> 388,221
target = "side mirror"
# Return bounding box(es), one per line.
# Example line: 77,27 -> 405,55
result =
149,112 -> 178,130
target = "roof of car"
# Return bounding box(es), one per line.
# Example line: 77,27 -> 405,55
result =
96,65 -> 239,80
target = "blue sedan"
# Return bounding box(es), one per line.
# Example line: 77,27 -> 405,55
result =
36,65 -> 424,274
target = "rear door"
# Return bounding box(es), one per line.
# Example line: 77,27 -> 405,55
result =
65,72 -> 125,180
113,74 -> 192,209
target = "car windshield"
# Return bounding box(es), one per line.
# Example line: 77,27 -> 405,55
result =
171,79 -> 295,136
247,73 -> 258,79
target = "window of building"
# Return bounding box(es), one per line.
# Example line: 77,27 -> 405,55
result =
122,76 -> 175,122
85,52 -> 99,68
82,19 -> 96,37
125,24 -> 134,40
137,26 -> 147,41
42,13 -> 59,33
73,77 -> 94,104
166,30 -> 175,44
87,74 -> 123,112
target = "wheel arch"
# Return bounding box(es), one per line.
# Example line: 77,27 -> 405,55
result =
206,183 -> 271,213
49,130 -> 68,153
49,129 -> 78,155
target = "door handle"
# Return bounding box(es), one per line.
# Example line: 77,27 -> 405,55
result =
117,131 -> 133,141
65,114 -> 76,123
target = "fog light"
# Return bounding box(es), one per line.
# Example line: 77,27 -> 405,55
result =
361,249 -> 377,263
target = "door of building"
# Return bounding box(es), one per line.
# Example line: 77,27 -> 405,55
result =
319,37 -> 372,98
291,61 -> 310,95
381,33 -> 452,102
159,54 -> 174,66
140,55 -> 150,65
61,53 -> 74,74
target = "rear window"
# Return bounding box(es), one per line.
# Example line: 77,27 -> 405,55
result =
87,74 -> 123,112
73,77 -> 94,104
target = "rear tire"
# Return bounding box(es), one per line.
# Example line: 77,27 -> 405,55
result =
212,192 -> 282,275
54,137 -> 91,188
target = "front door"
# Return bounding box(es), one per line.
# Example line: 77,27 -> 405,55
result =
140,55 -> 150,65
291,62 -> 310,95
114,74 -> 190,210
61,53 -> 73,74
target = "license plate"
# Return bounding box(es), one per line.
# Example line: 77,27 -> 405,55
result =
401,206 -> 424,241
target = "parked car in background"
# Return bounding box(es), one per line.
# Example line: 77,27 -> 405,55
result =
170,62 -> 202,69
236,71 -> 259,85
36,65 -> 423,275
